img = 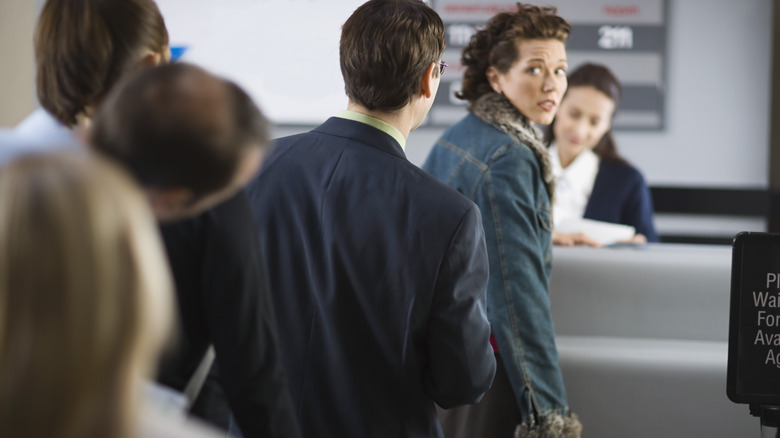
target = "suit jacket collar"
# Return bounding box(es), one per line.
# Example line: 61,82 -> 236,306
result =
314,117 -> 407,160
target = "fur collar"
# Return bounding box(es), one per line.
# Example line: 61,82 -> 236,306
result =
515,413 -> 582,438
470,92 -> 555,199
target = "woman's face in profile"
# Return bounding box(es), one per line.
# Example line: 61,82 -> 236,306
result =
487,38 -> 567,125
553,85 -> 615,157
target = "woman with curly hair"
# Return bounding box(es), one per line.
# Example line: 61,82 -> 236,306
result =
423,3 -> 581,437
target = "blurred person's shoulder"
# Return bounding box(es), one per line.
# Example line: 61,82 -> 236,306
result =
12,109 -> 82,148
137,404 -> 225,438
0,109 -> 85,168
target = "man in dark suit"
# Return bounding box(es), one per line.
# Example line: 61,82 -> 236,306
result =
246,1 -> 496,437
91,63 -> 300,438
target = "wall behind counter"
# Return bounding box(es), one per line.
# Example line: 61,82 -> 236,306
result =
275,0 -> 774,243
0,0 -> 37,127
2,0 -> 772,241
5,0 -> 771,189
279,0 -> 772,187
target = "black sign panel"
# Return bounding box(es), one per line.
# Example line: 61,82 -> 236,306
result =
728,232 -> 780,405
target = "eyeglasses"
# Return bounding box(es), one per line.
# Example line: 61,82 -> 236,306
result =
438,60 -> 448,75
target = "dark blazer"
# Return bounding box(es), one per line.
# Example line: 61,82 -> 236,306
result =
157,191 -> 300,438
247,117 -> 496,438
584,160 -> 659,242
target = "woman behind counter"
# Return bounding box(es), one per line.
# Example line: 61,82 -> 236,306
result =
546,63 -> 658,245
423,3 -> 581,438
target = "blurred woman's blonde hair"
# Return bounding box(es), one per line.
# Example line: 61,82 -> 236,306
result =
0,152 -> 174,438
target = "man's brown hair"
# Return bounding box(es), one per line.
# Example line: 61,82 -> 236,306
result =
35,0 -> 169,127
340,0 -> 445,112
90,63 -> 269,199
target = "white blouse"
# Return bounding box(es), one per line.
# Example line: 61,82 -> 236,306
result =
549,144 -> 600,228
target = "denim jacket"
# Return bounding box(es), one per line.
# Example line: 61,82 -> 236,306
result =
422,93 -> 573,429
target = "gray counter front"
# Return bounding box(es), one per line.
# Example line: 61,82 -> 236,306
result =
549,244 -> 754,437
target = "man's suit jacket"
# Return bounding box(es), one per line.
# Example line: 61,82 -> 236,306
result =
247,117 -> 496,438
157,192 -> 300,438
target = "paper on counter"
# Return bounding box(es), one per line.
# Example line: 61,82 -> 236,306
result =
555,217 -> 636,246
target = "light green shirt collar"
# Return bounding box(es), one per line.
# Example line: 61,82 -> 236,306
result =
336,110 -> 406,150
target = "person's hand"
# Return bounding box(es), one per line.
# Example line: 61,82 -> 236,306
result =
623,233 -> 647,244
552,231 -> 602,247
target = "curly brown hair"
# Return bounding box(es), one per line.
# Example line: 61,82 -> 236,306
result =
457,3 -> 570,104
